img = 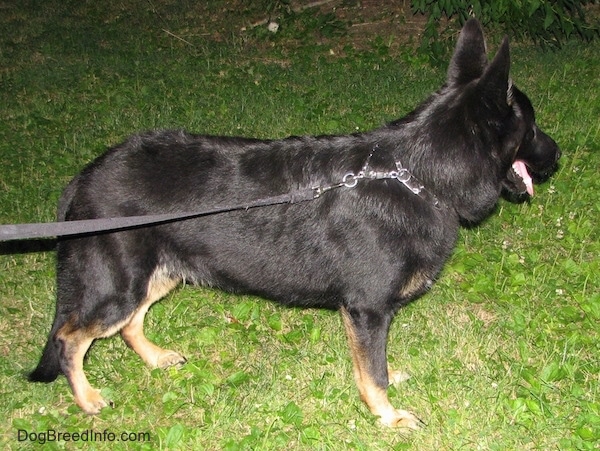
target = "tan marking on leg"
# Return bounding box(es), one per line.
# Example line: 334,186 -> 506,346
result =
120,267 -> 185,368
56,324 -> 109,415
340,307 -> 366,389
341,307 -> 422,429
357,375 -> 422,428
398,270 -> 431,299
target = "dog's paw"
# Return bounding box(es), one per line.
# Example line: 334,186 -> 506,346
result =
156,350 -> 187,369
379,409 -> 424,430
77,388 -> 111,415
388,368 -> 411,385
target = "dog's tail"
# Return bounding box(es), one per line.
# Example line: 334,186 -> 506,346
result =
28,177 -> 82,383
28,347 -> 61,383
28,312 -> 69,383
28,329 -> 61,382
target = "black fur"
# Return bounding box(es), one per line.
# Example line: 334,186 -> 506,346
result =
29,19 -> 560,423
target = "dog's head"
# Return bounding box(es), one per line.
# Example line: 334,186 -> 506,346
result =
386,19 -> 561,223
447,19 -> 561,205
501,86 -> 561,202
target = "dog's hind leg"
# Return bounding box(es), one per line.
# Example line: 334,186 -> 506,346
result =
341,306 -> 423,429
31,288 -> 132,413
120,268 -> 185,369
54,322 -> 109,414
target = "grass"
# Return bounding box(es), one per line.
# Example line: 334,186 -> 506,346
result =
1,1 -> 599,449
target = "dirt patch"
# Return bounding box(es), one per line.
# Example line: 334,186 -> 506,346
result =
243,0 -> 429,51
333,0 -> 427,44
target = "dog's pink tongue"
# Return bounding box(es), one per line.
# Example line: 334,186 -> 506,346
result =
512,160 -> 534,196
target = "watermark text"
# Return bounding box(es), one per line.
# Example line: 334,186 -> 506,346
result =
17,429 -> 151,445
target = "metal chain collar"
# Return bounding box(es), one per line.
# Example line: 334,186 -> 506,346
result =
314,145 -> 441,208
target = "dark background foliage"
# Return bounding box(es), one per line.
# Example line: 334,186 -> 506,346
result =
412,0 -> 599,60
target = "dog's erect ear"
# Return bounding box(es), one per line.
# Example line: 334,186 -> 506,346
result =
478,36 -> 511,107
447,19 -> 488,85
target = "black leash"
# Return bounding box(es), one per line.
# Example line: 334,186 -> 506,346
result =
0,188 -> 319,242
0,148 -> 440,242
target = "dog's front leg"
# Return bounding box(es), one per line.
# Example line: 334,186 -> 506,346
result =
340,306 -> 422,429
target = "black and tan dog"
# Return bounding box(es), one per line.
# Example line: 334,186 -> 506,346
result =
29,19 -> 560,428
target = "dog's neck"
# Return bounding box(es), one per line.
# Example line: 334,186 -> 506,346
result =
356,144 -> 441,208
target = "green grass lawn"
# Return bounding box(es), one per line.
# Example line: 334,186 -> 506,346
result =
1,1 -> 599,449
